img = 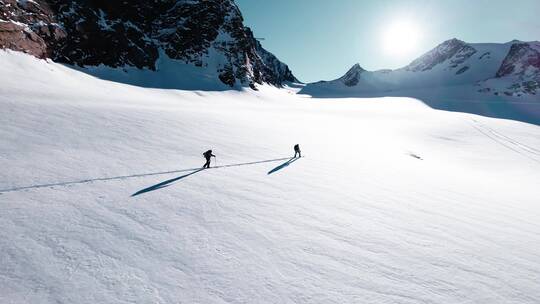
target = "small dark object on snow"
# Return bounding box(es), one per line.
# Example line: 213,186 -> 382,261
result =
203,150 -> 216,168
294,144 -> 301,158
409,153 -> 423,160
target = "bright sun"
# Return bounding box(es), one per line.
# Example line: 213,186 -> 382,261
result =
382,20 -> 421,57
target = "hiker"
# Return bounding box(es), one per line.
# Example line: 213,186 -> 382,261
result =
294,144 -> 301,158
203,149 -> 215,168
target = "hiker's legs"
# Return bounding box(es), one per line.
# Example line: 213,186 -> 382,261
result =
203,159 -> 210,168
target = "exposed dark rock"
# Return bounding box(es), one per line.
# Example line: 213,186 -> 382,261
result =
339,64 -> 365,87
496,42 -> 540,78
0,0 -> 64,58
495,42 -> 540,95
0,20 -> 47,57
479,52 -> 490,60
456,66 -> 469,75
0,0 -> 297,87
218,64 -> 236,87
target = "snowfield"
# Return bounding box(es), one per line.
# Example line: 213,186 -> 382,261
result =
1,51 -> 540,303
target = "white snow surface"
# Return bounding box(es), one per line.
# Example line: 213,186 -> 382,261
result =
1,51 -> 540,303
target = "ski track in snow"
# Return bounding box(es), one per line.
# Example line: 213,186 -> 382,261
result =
469,119 -> 540,164
472,120 -> 540,155
1,51 -> 540,304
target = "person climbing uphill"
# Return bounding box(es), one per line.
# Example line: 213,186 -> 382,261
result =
294,144 -> 301,158
203,149 -> 216,168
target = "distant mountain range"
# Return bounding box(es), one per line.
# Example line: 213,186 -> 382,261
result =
1,0 -> 538,115
0,0 -> 297,88
301,39 -> 540,98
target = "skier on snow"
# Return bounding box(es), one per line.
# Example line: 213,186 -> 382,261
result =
203,149 -> 216,169
294,144 -> 301,158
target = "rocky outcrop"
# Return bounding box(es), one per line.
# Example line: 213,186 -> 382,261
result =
0,0 -> 297,88
496,42 -> 540,79
338,64 -> 365,87
253,36 -> 297,86
493,42 -> 540,95
0,20 -> 47,57
0,0 -> 65,58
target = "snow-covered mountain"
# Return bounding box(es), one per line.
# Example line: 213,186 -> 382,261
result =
301,39 -> 540,124
303,39 -> 539,96
2,49 -> 540,304
0,0 -> 297,88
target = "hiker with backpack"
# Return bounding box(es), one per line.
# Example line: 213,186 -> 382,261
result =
294,144 -> 301,158
203,149 -> 216,168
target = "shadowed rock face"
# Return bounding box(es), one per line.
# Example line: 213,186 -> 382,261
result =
496,42 -> 540,79
339,64 -> 365,87
494,42 -> 540,95
0,0 -> 297,87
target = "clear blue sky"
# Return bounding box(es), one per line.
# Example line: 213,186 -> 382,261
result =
235,0 -> 540,82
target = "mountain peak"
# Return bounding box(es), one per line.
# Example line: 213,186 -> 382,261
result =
405,38 -> 475,72
0,0 -> 297,88
338,63 -> 365,86
349,63 -> 365,71
441,38 -> 466,46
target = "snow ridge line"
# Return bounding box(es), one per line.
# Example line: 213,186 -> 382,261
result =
0,157 -> 293,194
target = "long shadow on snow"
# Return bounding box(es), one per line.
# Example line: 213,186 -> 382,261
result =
133,156 -> 302,196
0,157 -> 293,194
67,62 -> 240,92
132,169 -> 204,197
267,157 -> 300,175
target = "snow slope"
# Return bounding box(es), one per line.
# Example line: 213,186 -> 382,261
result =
1,51 -> 540,303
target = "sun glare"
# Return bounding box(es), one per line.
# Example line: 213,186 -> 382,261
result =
382,20 -> 421,57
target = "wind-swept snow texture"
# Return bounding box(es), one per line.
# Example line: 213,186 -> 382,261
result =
1,51 -> 540,303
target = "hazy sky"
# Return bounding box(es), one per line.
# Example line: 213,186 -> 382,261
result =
235,0 -> 540,82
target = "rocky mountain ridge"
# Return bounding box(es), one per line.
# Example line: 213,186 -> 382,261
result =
0,0 -> 297,88
306,39 -> 540,97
